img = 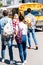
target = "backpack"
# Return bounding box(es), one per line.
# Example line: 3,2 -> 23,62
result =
25,17 -> 31,28
15,25 -> 22,44
3,21 -> 13,36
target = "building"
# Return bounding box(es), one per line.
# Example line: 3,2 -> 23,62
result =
0,0 -> 19,6
22,0 -> 43,4
0,0 -> 43,6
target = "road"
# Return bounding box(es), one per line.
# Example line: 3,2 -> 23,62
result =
0,32 -> 43,65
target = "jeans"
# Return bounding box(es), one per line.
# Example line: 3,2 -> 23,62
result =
28,29 -> 37,47
1,35 -> 13,61
17,35 -> 27,63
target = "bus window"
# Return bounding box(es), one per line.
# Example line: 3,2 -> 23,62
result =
24,10 -> 28,16
24,10 -> 39,16
31,10 -> 39,16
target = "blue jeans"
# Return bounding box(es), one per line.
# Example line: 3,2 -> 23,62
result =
17,35 -> 27,63
1,35 -> 13,61
28,29 -> 38,47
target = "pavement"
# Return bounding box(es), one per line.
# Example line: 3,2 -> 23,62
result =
0,32 -> 43,65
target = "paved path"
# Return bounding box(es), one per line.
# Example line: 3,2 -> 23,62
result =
0,32 -> 43,65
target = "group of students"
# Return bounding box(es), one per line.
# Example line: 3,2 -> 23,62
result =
0,8 -> 38,65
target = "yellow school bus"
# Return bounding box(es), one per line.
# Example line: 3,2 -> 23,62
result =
6,3 -> 43,21
19,3 -> 43,30
3,3 -> 43,30
19,2 -> 43,21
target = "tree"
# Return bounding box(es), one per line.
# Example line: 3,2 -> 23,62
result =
0,2 -> 2,7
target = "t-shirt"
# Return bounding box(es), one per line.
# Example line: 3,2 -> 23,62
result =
25,13 -> 36,29
19,22 -> 27,35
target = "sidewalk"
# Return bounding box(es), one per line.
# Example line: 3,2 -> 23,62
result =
0,32 -> 43,65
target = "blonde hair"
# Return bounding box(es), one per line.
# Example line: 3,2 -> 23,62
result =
14,14 -> 19,19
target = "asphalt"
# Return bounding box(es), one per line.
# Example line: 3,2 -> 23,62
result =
0,32 -> 43,65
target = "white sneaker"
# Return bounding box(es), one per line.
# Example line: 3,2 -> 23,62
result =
24,60 -> 27,64
10,61 -> 15,64
2,59 -> 5,62
22,62 -> 25,65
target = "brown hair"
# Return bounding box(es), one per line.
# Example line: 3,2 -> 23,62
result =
27,8 -> 31,13
19,13 -> 24,21
3,10 -> 8,16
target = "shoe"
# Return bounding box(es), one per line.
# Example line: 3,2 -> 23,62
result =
22,62 -> 25,65
10,61 -> 15,64
2,59 -> 5,62
28,47 -> 32,49
36,46 -> 38,50
17,63 -> 21,65
24,60 -> 27,64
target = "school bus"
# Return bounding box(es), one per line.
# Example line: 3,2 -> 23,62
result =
1,3 -> 43,30
19,3 -> 43,30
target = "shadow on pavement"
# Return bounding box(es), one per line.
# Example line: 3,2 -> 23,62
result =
26,46 -> 38,50
0,58 -> 21,65
5,59 -> 10,64
5,60 -> 21,65
12,44 -> 18,48
0,58 -> 10,64
35,29 -> 43,32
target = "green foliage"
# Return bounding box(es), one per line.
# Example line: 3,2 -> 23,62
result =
0,2 -> 2,7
